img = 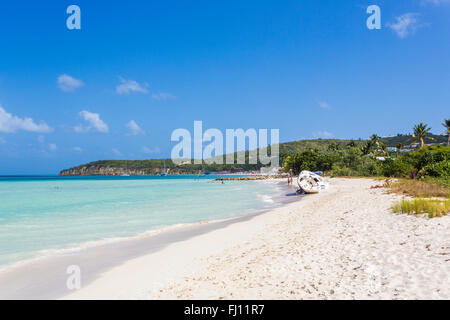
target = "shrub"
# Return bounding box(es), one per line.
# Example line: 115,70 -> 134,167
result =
283,150 -> 333,175
330,164 -> 355,177
283,143 -> 449,181
420,160 -> 450,178
380,157 -> 415,177
410,146 -> 450,172
356,156 -> 383,176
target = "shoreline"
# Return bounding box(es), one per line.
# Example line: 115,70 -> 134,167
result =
0,180 -> 295,299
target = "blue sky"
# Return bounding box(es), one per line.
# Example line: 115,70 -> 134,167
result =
0,0 -> 449,174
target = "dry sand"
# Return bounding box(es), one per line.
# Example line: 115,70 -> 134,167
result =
64,178 -> 450,300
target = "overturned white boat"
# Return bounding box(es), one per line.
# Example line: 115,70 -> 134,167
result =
297,171 -> 328,194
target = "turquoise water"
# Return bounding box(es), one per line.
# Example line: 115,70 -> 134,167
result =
0,175 -> 282,268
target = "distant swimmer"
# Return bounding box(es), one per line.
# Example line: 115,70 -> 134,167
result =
288,177 -> 294,186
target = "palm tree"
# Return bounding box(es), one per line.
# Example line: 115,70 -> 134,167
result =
412,123 -> 432,148
370,134 -> 380,144
370,134 -> 383,151
362,134 -> 382,155
396,142 -> 404,156
440,119 -> 450,146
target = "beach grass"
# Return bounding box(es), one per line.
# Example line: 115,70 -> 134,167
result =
387,179 -> 450,198
392,198 -> 450,218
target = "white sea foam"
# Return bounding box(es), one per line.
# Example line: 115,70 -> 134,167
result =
257,194 -> 275,203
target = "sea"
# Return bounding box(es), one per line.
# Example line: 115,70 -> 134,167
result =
0,175 -> 285,269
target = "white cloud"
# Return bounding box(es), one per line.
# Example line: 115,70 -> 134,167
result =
421,0 -> 450,5
152,92 -> 176,101
73,126 -> 83,133
112,148 -> 122,156
49,143 -> 57,152
37,135 -> 57,152
141,146 -> 161,154
318,101 -> 331,110
0,106 -> 52,133
312,131 -> 334,139
57,74 -> 84,92
116,77 -> 148,95
75,110 -> 109,133
72,146 -> 83,153
387,13 -> 424,38
125,120 -> 145,136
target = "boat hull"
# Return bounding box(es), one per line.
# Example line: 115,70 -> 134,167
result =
297,171 -> 328,194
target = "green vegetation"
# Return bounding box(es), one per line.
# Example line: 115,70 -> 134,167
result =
379,133 -> 443,147
283,144 -> 449,178
440,119 -> 450,147
61,158 -> 262,175
392,199 -> 450,218
282,124 -> 449,181
61,122 -> 449,182
412,123 -> 433,148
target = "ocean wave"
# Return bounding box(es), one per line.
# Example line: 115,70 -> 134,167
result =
257,194 -> 275,203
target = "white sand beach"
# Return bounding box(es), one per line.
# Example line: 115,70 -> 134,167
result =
63,178 -> 450,300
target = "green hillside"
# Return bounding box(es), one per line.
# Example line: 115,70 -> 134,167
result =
59,134 -> 448,175
379,134 -> 445,147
